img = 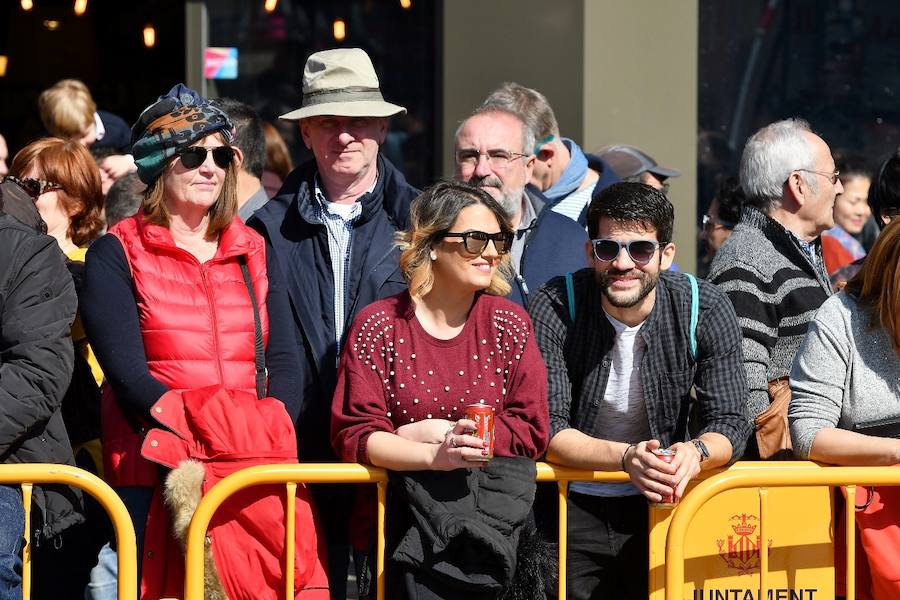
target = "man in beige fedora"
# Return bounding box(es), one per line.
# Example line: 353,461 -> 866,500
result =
249,47 -> 418,599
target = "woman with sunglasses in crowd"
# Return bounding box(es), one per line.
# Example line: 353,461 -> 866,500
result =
80,85 -> 327,599
332,180 -> 550,599
6,138 -> 110,596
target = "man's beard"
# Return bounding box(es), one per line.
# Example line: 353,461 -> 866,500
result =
597,267 -> 659,309
470,174 -> 522,221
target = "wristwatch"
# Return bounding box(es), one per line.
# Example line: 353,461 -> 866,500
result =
691,439 -> 710,463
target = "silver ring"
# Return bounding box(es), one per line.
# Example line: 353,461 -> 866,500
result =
450,435 -> 457,448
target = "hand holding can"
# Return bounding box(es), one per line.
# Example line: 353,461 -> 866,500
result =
464,402 -> 494,462
649,448 -> 677,507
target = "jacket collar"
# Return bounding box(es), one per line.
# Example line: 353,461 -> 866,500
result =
293,154 -> 410,229
136,214 -> 258,260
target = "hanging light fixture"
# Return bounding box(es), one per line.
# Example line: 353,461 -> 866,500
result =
74,0 -> 87,16
0,56 -> 8,77
264,0 -> 278,13
143,24 -> 156,48
333,18 -> 346,42
21,0 -> 33,10
400,0 -> 412,8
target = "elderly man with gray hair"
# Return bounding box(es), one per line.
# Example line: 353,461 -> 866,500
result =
707,118 -> 841,459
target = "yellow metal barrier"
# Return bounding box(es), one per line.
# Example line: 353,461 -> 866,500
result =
182,463 -> 388,600
0,464 -> 137,600
664,464 -> 900,600
182,462 -> 629,600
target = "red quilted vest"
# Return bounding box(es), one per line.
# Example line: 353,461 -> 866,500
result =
101,214 -> 270,487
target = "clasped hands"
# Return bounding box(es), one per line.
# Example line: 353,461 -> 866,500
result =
621,439 -> 703,503
395,418 -> 489,470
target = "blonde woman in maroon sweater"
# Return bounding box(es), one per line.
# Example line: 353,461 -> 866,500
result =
332,180 -> 549,598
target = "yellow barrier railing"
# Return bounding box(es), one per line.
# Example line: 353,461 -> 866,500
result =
182,462 -> 630,600
0,464 -> 137,600
182,463 -> 388,600
664,464 -> 900,600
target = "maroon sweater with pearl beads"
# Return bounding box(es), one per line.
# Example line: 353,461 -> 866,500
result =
331,291 -> 549,465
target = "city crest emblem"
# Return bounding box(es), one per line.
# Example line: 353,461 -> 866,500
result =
716,513 -> 773,575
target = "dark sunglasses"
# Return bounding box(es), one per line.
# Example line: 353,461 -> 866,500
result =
591,238 -> 660,264
442,230 -> 514,255
176,146 -> 235,169
4,175 -> 63,199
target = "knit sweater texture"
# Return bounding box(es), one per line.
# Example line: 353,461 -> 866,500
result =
788,292 -> 900,458
707,205 -> 832,422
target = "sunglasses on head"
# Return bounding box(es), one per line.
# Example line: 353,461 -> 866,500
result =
591,238 -> 660,264
176,146 -> 235,169
442,230 -> 514,255
4,175 -> 63,199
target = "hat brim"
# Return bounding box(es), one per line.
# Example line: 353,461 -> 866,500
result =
279,101 -> 407,122
647,165 -> 681,178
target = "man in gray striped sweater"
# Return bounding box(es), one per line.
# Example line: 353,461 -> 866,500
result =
707,118 -> 840,458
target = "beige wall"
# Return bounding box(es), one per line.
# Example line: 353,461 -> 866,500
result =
440,0 -> 584,176
443,0 -> 699,271
583,1 -> 699,271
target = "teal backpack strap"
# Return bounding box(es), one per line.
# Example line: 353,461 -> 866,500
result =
684,273 -> 699,362
565,272 -> 575,322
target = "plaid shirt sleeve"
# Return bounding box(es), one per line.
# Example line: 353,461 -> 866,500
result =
528,279 -> 575,440
692,281 -> 751,459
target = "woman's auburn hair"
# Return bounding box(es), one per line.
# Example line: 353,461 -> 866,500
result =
9,136 -> 104,246
845,218 -> 900,351
397,180 -> 513,299
141,132 -> 238,239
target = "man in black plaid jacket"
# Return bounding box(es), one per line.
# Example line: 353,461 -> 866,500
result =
529,182 -> 750,599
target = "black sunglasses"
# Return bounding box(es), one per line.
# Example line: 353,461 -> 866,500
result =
591,239 -> 660,264
4,175 -> 63,199
442,230 -> 514,255
176,146 -> 235,169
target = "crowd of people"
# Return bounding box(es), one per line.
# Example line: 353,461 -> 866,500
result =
1,44 -> 899,600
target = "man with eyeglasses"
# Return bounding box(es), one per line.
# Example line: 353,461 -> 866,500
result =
248,48 -> 418,599
707,118 -> 839,459
454,106 -> 588,307
529,182 -> 749,599
479,83 -> 619,226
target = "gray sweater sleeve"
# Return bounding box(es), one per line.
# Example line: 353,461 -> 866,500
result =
788,299 -> 849,458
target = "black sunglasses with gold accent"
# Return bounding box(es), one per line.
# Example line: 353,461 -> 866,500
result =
442,230 -> 514,255
176,146 -> 235,169
3,175 -> 63,199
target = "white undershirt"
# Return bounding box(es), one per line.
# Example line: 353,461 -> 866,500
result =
570,311 -> 650,497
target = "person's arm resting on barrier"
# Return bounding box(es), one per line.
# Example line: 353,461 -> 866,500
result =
665,286 -> 751,498
789,305 -> 900,465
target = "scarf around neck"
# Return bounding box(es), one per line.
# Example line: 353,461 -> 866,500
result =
545,138 -> 588,202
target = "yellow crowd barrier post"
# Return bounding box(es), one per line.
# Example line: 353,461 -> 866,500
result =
0,464 -> 137,600
183,463 -> 388,600
535,463 -> 630,600
845,485 -> 856,600
665,465 -> 900,600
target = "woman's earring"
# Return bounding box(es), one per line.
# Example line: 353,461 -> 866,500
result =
430,251 -> 437,261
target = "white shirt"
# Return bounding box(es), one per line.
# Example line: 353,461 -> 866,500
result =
570,311 -> 650,497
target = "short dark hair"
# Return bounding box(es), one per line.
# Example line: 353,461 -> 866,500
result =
714,176 -> 745,228
871,151 -> 900,228
105,172 -> 145,228
217,98 -> 266,179
586,182 -> 674,243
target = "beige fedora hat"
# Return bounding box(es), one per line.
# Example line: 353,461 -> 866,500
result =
279,48 -> 406,121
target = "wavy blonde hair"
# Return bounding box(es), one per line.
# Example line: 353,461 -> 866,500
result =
398,180 -> 513,299
845,218 -> 900,352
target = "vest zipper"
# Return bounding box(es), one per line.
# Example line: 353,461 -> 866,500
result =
199,264 -> 227,385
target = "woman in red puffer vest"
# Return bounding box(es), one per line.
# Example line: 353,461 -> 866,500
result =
81,84 -> 328,599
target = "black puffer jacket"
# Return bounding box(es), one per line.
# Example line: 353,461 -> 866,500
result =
389,457 -> 549,598
0,210 -> 83,542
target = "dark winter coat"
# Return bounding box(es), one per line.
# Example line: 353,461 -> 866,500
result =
388,457 -> 546,598
249,154 -> 418,461
0,211 -> 83,542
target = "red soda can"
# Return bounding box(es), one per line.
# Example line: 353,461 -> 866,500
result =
465,402 -> 494,461
650,448 -> 677,507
